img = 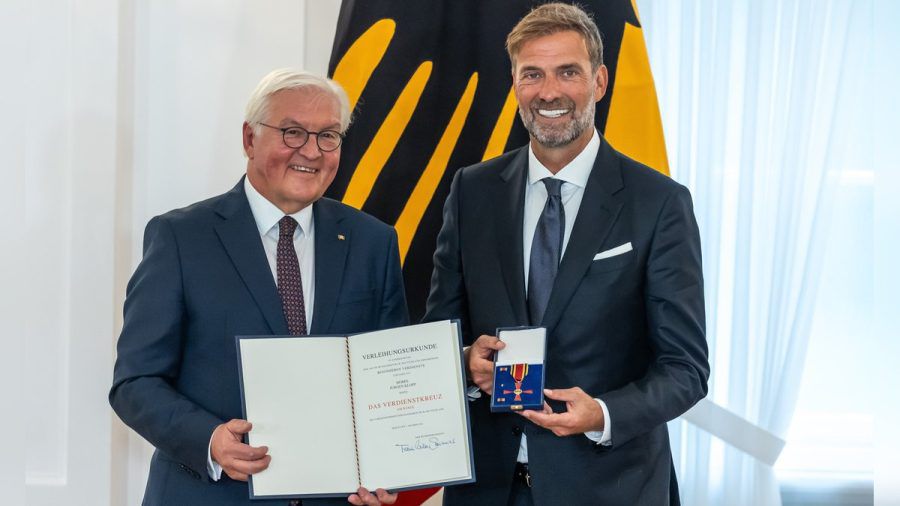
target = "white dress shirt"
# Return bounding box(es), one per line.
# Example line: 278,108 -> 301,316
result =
517,129 -> 612,463
243,177 -> 316,325
208,177 -> 317,480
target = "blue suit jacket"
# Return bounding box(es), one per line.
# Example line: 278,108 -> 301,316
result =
110,178 -> 409,505
424,139 -> 709,506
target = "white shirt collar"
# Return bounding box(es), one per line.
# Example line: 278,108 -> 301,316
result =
527,129 -> 600,188
243,176 -> 314,237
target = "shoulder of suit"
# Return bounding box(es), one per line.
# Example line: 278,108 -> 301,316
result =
612,147 -> 689,196
150,186 -> 237,228
456,146 -> 527,180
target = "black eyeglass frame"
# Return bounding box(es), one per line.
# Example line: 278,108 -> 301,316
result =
257,122 -> 344,152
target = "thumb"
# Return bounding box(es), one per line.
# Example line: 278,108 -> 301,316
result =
226,418 -> 253,435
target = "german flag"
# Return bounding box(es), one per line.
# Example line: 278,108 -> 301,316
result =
328,2 -> 667,503
327,0 -> 667,323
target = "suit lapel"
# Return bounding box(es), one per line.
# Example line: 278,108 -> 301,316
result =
541,138 -> 625,333
310,198 -> 349,334
495,148 -> 530,325
214,178 -> 288,335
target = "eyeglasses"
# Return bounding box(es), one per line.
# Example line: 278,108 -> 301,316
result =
257,122 -> 344,152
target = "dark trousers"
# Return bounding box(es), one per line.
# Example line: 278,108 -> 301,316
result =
507,473 -> 534,506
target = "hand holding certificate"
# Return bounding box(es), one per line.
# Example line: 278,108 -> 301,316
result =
236,320 -> 475,500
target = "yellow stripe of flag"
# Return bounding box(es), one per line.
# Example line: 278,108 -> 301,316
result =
395,72 -> 479,262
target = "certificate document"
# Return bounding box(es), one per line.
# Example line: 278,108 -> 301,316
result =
236,320 -> 475,499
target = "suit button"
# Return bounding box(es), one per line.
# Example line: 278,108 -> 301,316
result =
512,426 -> 522,436
289,500 -> 302,506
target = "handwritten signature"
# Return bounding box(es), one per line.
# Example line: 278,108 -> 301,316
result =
395,437 -> 456,453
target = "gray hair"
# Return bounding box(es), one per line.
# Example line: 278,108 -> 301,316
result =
244,68 -> 352,135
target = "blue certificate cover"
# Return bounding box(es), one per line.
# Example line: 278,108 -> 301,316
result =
491,327 -> 546,412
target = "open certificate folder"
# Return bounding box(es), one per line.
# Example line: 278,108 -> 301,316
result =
236,320 -> 475,499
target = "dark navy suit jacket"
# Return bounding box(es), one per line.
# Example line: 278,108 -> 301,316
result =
110,178 -> 409,505
424,138 -> 709,506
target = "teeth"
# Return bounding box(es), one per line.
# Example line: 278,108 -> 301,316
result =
537,109 -> 569,118
289,165 -> 318,173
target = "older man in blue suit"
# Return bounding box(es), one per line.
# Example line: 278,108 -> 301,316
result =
110,69 -> 406,506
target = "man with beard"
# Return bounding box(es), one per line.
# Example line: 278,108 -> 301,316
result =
423,4 -> 709,505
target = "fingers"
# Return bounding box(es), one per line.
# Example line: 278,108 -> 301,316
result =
542,387 -> 585,402
520,408 -> 555,426
220,446 -> 271,482
221,441 -> 269,464
522,410 -> 579,437
213,433 -> 269,461
225,469 -> 249,482
472,334 -> 505,355
516,400 -> 553,419
376,488 -> 398,504
234,443 -> 269,461
223,453 -> 271,481
469,360 -> 494,394
232,453 -> 271,473
224,418 -> 253,435
468,336 -> 503,395
211,419 -> 271,481
520,388 -> 603,436
349,487 -> 396,505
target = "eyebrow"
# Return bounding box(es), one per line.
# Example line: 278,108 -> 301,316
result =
518,62 -> 585,74
278,119 -> 342,130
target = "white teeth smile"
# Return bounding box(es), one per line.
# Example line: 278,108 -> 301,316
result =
537,109 -> 570,118
289,165 -> 318,174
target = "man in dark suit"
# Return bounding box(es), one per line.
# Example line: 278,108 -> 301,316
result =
110,69 -> 405,506
424,4 -> 709,505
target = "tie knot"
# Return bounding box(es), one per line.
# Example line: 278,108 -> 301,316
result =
278,216 -> 298,238
542,178 -> 563,197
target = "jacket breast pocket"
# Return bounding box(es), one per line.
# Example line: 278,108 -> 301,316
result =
587,250 -> 635,275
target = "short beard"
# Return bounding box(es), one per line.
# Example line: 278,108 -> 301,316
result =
520,98 -> 595,148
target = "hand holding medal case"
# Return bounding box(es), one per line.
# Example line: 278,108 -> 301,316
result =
490,327 -> 546,412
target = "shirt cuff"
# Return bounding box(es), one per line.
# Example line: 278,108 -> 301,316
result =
207,437 -> 223,481
583,398 -> 612,446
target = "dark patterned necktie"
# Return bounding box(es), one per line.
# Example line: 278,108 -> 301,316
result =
528,178 -> 565,325
277,216 -> 307,335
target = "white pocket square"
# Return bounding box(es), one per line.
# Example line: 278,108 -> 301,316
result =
593,242 -> 633,261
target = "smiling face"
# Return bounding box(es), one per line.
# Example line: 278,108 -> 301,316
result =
243,87 -> 341,214
513,30 -> 607,161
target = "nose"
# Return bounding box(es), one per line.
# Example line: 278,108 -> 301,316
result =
537,74 -> 562,102
297,135 -> 323,159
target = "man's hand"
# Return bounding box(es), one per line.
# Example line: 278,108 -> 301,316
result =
466,334 -> 505,395
348,487 -> 397,505
210,419 -> 270,481
519,388 -> 604,436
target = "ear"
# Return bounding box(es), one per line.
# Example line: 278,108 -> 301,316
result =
242,121 -> 255,159
594,64 -> 609,102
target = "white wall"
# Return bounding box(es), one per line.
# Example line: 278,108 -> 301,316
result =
3,1 -> 341,505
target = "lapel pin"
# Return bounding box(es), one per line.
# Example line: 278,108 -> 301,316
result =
337,234 -> 345,241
